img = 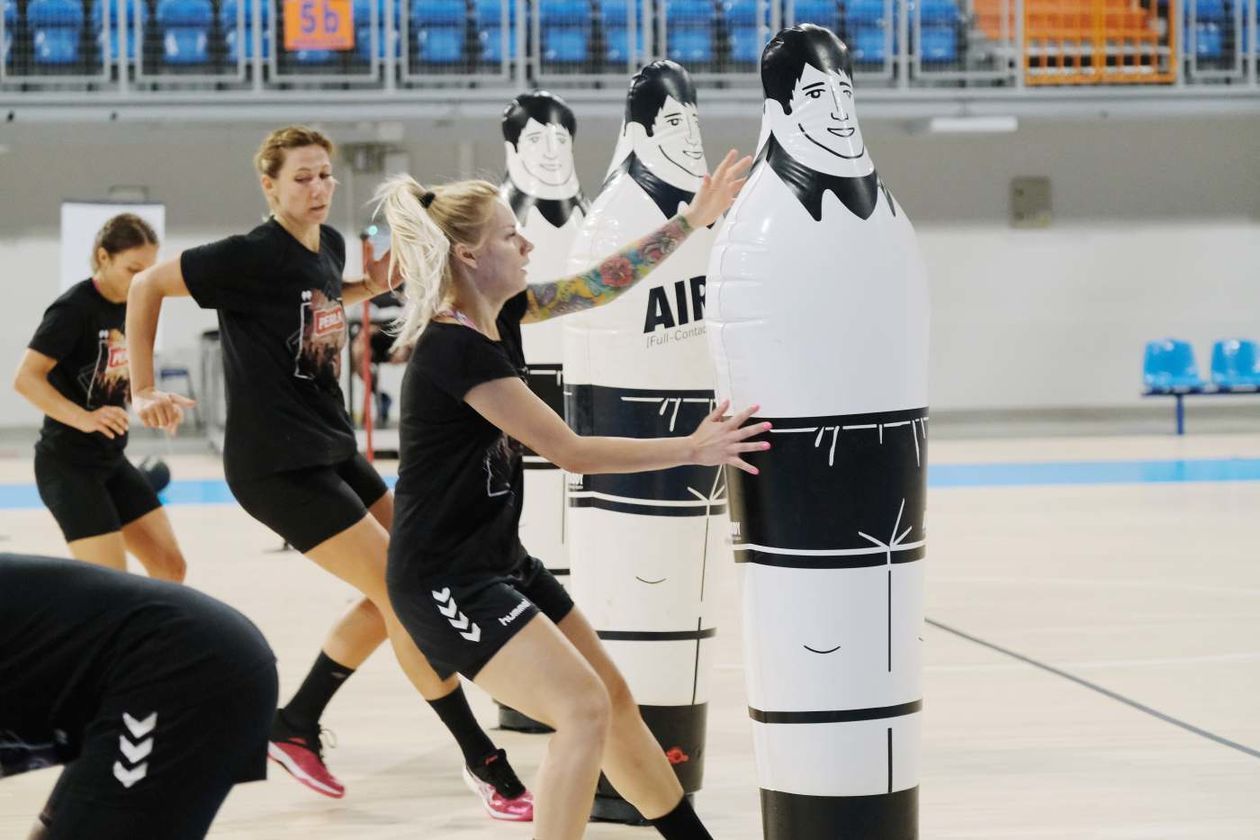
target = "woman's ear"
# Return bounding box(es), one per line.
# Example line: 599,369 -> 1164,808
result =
452,243 -> 478,271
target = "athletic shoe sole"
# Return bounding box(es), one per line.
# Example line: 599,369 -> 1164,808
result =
461,766 -> 533,822
267,742 -> 346,799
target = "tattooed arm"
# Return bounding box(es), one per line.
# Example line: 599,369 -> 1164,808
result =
521,149 -> 752,325
522,215 -> 693,323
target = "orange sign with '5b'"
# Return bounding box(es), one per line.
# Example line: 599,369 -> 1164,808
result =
283,0 -> 354,51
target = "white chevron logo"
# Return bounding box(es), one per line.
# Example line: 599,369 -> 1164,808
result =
118,735 -> 153,764
113,760 -> 147,788
122,712 -> 157,739
431,588 -> 481,644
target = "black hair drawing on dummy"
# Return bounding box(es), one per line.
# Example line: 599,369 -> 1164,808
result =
761,24 -> 854,116
502,91 -> 578,148
625,60 -> 698,135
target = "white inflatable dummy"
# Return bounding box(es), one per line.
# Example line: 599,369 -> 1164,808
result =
564,59 -> 723,821
706,25 -> 929,839
498,90 -> 590,733
501,90 -> 589,585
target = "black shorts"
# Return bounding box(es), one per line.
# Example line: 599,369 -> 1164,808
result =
40,658 -> 277,840
388,555 -> 575,680
34,450 -> 163,542
228,453 -> 389,553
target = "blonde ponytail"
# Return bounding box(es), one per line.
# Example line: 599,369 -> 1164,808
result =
373,175 -> 502,350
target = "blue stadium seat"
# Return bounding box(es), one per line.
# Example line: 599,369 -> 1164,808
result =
157,0 -> 212,64
352,0 -> 375,61
725,0 -> 769,64
919,0 -> 958,24
600,0 -> 643,64
3,0 -> 16,69
1193,0 -> 1226,21
475,0 -> 515,63
846,0 -> 887,26
852,24 -> 887,61
1210,339 -> 1260,389
919,24 -> 956,61
221,0 -> 272,61
666,0 -> 715,63
413,0 -> 466,64
93,0 -> 147,63
1194,21 -> 1224,58
790,0 -> 839,31
540,0 -> 589,64
1143,339 -> 1206,392
29,0 -> 83,65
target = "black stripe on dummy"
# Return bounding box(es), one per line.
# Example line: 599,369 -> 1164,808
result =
521,364 -> 565,466
728,407 -> 928,555
598,627 -> 716,642
566,384 -> 723,515
748,699 -> 920,724
761,787 -> 918,840
594,703 -> 709,821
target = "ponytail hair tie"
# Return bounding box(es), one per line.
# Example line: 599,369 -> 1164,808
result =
419,190 -> 436,208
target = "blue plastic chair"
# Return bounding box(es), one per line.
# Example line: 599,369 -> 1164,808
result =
852,24 -> 887,60
600,0 -> 642,64
3,0 -> 16,68
666,0 -> 714,63
1194,21 -> 1224,58
1143,339 -> 1206,392
790,0 -> 839,31
540,0 -> 589,64
1193,0 -> 1226,21
475,0 -> 514,63
157,0 -> 212,64
919,24 -> 956,60
221,0 -> 271,61
725,0 -> 768,63
414,0 -> 466,64
919,0 -> 957,24
1210,339 -> 1260,389
29,0 -> 83,65
847,0 -> 887,25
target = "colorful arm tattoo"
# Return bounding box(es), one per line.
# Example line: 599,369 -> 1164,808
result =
523,215 -> 694,323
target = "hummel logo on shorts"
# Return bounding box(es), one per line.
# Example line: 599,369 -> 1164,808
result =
498,600 -> 529,627
432,587 -> 482,643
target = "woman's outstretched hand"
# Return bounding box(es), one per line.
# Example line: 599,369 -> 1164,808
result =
688,400 -> 771,475
133,387 -> 196,433
682,150 -> 754,230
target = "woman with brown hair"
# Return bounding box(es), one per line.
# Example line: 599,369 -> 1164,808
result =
14,213 -> 187,582
125,125 -> 532,820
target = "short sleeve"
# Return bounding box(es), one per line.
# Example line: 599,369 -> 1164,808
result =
500,291 -> 529,326
28,299 -> 82,362
181,234 -> 265,312
322,226 -> 346,271
423,328 -> 520,402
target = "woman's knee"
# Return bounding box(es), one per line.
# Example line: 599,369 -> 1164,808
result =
554,678 -> 613,740
602,669 -> 637,720
146,546 -> 187,582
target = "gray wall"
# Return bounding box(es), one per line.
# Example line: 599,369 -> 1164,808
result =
1,113 -> 1257,425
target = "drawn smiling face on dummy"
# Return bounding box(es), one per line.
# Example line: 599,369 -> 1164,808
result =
502,91 -> 581,199
762,25 -> 874,179
624,61 -> 707,190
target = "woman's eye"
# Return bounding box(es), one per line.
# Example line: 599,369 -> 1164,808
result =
807,90 -> 823,99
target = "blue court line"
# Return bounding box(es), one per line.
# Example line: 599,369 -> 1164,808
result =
0,457 -> 1257,510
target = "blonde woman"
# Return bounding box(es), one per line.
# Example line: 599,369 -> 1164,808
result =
126,126 -> 532,820
379,150 -> 763,839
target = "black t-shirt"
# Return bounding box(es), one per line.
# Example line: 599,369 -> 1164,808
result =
27,279 -> 131,467
0,554 -> 275,774
389,293 -> 531,579
181,219 -> 356,482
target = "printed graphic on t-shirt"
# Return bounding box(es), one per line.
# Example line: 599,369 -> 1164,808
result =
484,435 -> 521,498
291,289 -> 346,382
79,328 -> 130,408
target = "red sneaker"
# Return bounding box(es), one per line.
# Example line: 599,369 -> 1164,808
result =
462,748 -> 534,821
267,714 -> 345,799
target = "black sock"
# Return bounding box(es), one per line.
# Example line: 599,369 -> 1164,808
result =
427,685 -> 497,767
650,796 -> 713,840
280,651 -> 355,731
